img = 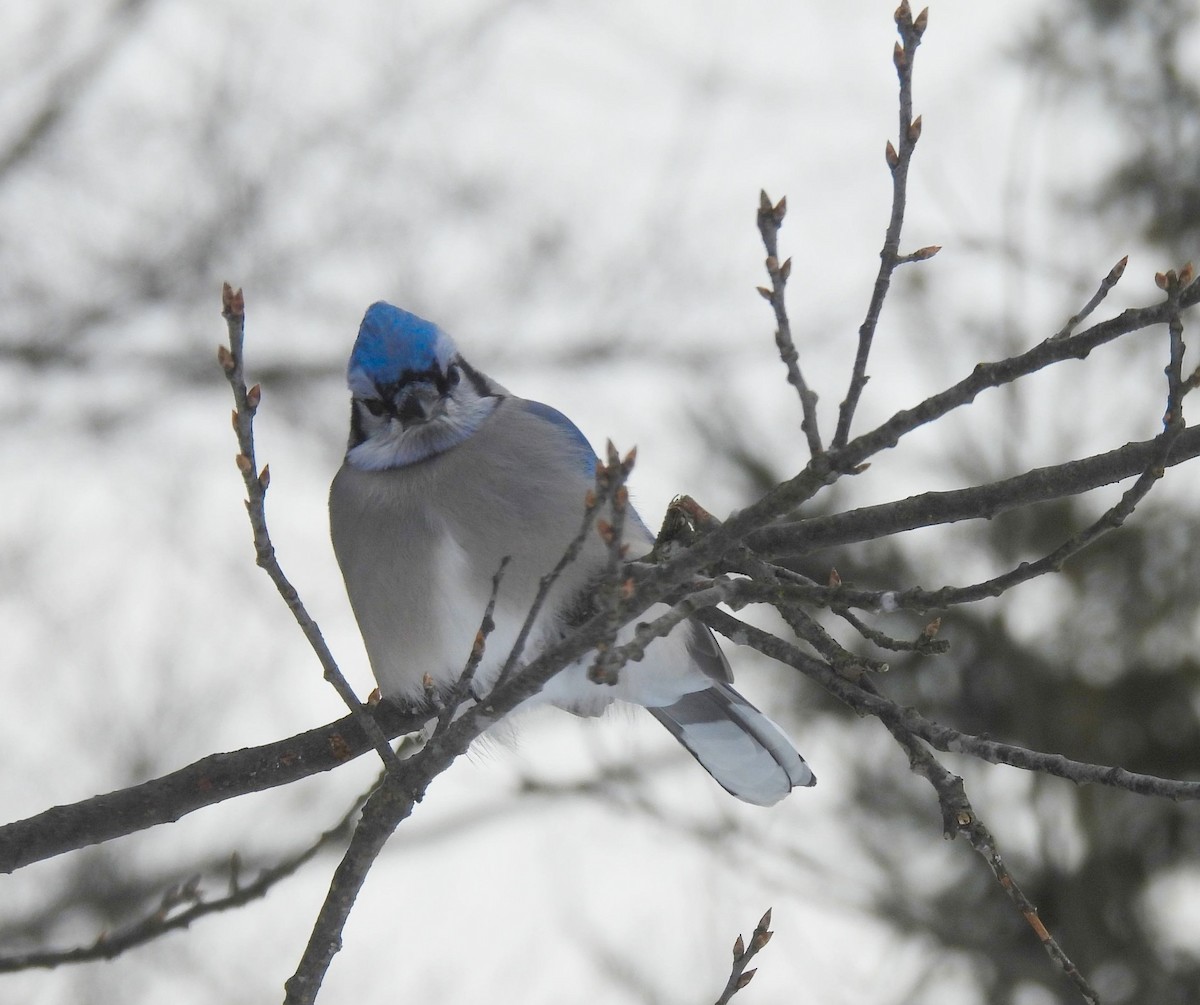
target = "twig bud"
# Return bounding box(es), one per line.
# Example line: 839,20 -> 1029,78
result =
246,383 -> 262,410
750,930 -> 773,952
908,115 -> 923,142
904,245 -> 941,263
757,907 -> 773,932
258,464 -> 271,491
894,1 -> 912,27
1180,261 -> 1195,287
736,969 -> 757,990
733,935 -> 745,958
779,257 -> 792,280
913,7 -> 929,34
828,568 -> 842,588
893,41 -> 906,70
923,617 -> 941,638
1155,270 -> 1171,290
221,282 -> 244,316
885,140 -> 899,169
235,453 -> 253,474
217,344 -> 236,373
756,286 -> 773,300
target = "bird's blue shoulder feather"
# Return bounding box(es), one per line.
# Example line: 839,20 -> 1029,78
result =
520,399 -> 598,476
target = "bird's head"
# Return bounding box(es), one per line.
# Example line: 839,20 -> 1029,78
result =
345,302 -> 502,469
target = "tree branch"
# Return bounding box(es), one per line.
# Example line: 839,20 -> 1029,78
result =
0,702 -> 424,874
745,423 -> 1200,557
756,191 -> 824,456
833,2 -> 931,448
864,677 -> 1101,1004
218,284 -> 405,777
0,792 -> 363,973
700,609 -> 1200,801
713,908 -> 774,1005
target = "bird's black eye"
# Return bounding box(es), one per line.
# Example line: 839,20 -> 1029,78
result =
362,398 -> 387,417
446,364 -> 461,387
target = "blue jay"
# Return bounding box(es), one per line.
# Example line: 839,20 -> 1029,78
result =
329,302 -> 814,805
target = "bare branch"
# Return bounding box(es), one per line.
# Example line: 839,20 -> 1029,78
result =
702,609 -> 1200,801
864,675 -> 1101,1003
0,794 -> 363,973
1053,254 -> 1129,339
283,777 -> 416,1004
588,442 -> 638,685
713,908 -> 774,1005
432,556 -> 511,735
746,423 -> 1200,557
0,702 -> 424,874
218,284 -> 405,777
832,3 -> 931,448
492,457 -> 611,690
756,190 -> 824,456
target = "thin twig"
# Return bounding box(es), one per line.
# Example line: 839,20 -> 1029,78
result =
491,459 -> 610,691
883,433 -> 1183,611
588,442 -> 636,685
218,284 -> 404,777
713,908 -> 774,1005
863,677 -> 1101,1004
595,578 -> 740,679
628,283 -> 1200,623
700,608 -> 1200,801
1157,262 -> 1193,429
432,556 -> 510,735
1053,255 -> 1129,339
756,190 -> 824,456
0,795 -> 363,973
833,605 -> 947,655
832,2 -> 931,449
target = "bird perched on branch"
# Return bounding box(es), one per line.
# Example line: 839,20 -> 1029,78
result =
329,302 -> 814,805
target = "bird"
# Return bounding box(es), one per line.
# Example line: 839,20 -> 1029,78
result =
329,301 -> 815,805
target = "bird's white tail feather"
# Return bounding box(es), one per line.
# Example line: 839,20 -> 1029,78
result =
648,683 -> 814,806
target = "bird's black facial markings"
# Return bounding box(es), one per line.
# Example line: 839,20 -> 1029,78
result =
348,400 -> 369,448
457,358 -> 493,398
349,357 -> 497,448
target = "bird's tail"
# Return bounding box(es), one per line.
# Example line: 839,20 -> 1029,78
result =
648,683 -> 814,806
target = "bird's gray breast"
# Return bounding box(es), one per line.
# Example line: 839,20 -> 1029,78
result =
329,400 -> 603,699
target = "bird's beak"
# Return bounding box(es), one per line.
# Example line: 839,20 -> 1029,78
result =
396,383 -> 445,427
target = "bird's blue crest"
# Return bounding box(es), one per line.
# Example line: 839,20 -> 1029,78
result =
348,302 -> 456,394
